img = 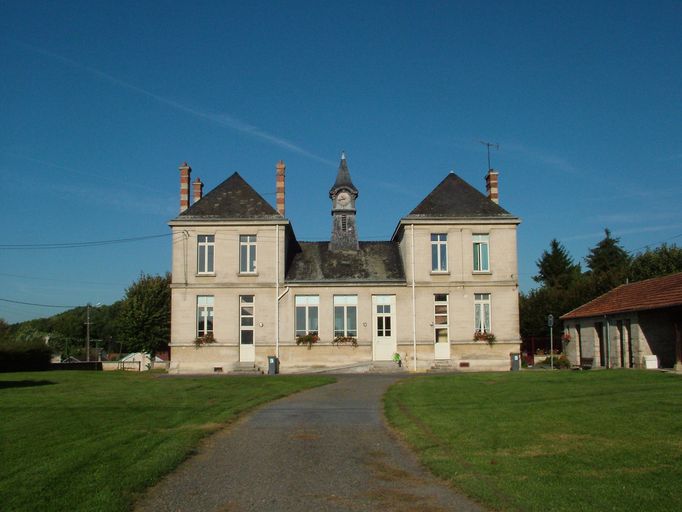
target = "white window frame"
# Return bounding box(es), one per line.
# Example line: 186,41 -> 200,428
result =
473,234 -> 490,273
240,295 -> 254,344
334,295 -> 358,338
295,296 -> 319,337
196,295 -> 214,337
239,235 -> 257,274
197,234 -> 215,274
474,293 -> 491,333
431,233 -> 448,272
434,293 -> 449,343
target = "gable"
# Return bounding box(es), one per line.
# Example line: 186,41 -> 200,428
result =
177,172 -> 281,220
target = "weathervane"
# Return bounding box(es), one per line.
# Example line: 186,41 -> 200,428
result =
479,141 -> 499,170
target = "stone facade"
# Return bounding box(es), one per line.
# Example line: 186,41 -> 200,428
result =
168,157 -> 522,373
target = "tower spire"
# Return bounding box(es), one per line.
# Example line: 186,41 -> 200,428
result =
329,153 -> 359,251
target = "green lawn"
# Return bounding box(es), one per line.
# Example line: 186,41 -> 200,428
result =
384,370 -> 682,512
0,371 -> 333,512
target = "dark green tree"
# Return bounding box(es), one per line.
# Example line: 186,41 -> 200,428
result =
533,239 -> 581,289
119,273 -> 171,355
585,228 -> 630,295
629,243 -> 682,282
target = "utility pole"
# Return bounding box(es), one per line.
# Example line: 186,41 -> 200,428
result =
479,140 -> 499,169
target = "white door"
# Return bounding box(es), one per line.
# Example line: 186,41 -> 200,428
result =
434,294 -> 451,360
372,295 -> 396,361
239,295 -> 255,363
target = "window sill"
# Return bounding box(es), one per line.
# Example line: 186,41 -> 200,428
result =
196,273 -> 216,277
472,271 -> 492,275
238,272 -> 259,277
430,271 -> 450,276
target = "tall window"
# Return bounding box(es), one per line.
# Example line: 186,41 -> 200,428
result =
196,296 -> 214,337
431,233 -> 448,272
197,235 -> 215,274
473,234 -> 490,272
295,296 -> 319,336
474,293 -> 491,333
434,294 -> 449,343
240,295 -> 254,345
334,295 -> 357,338
239,235 -> 256,273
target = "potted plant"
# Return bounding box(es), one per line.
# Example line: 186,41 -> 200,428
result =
392,352 -> 402,367
473,330 -> 496,345
332,336 -> 358,348
561,332 -> 571,343
296,332 -> 319,349
194,332 -> 216,348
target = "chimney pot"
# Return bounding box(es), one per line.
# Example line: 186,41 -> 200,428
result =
178,162 -> 192,213
276,160 -> 286,216
486,169 -> 499,204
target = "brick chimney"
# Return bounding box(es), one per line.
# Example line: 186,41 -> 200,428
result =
276,160 -> 286,216
179,162 -> 191,213
485,169 -> 499,204
192,177 -> 203,204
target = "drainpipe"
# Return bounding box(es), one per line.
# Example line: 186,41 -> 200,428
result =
275,225 -> 279,359
411,224 -> 417,372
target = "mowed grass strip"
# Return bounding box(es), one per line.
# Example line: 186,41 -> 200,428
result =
0,371 -> 333,512
384,371 -> 682,512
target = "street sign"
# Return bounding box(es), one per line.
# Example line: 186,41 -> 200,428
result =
548,314 -> 554,327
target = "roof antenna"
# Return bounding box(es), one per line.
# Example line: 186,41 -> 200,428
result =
479,141 -> 499,170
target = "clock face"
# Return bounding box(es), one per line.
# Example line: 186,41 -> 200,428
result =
336,192 -> 351,207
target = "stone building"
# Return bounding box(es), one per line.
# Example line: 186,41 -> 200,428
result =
168,155 -> 522,373
561,272 -> 682,369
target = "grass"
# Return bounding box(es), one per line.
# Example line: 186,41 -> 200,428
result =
0,371 -> 333,512
384,370 -> 682,512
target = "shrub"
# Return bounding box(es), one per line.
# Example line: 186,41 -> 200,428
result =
540,354 -> 571,369
296,333 -> 319,349
0,339 -> 52,372
332,336 -> 358,348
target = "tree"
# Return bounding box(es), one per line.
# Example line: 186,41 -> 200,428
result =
585,228 -> 630,295
0,318 -> 10,342
533,239 -> 581,289
629,243 -> 682,282
119,273 -> 171,355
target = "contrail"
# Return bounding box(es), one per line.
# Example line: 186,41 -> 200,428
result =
13,40 -> 335,166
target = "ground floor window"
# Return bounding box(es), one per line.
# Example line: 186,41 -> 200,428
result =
196,296 -> 214,337
434,294 -> 449,343
295,296 -> 319,336
240,295 -> 254,344
334,295 -> 357,337
474,293 -> 491,332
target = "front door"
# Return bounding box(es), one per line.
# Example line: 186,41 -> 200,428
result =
239,295 -> 255,363
372,295 -> 396,361
434,293 -> 450,360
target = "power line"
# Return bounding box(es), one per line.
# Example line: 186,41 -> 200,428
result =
0,298 -> 78,308
0,233 -> 171,250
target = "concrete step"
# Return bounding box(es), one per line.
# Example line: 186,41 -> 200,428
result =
429,360 -> 457,373
231,362 -> 263,374
369,360 -> 407,373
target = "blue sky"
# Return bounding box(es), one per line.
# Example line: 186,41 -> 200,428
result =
1,1 -> 681,323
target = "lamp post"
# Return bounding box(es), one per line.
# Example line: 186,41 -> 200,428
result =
548,314 -> 554,370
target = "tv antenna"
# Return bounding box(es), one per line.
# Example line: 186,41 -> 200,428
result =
479,141 -> 499,170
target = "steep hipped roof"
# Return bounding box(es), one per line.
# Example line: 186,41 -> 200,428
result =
561,272 -> 682,319
329,156 -> 358,195
286,242 -> 405,283
176,172 -> 281,220
405,172 -> 515,219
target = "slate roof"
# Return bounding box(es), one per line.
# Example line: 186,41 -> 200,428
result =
561,272 -> 682,319
329,157 -> 358,195
176,172 -> 281,220
286,242 -> 405,283
405,172 -> 515,219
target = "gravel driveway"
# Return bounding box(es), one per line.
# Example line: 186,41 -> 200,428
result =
134,374 -> 484,512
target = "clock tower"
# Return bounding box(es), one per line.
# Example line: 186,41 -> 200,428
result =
329,152 -> 359,251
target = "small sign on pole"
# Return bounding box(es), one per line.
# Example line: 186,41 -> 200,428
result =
548,314 -> 554,369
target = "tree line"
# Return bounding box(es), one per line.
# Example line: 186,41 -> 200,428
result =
521,229 -> 682,341
0,273 -> 171,358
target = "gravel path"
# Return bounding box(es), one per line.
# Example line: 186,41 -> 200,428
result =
134,375 -> 484,512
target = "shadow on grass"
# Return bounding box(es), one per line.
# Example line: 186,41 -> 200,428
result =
0,380 -> 56,390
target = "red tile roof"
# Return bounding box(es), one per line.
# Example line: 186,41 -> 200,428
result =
561,272 -> 682,320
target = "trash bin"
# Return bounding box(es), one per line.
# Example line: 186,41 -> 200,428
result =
510,353 -> 521,371
267,355 -> 279,375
